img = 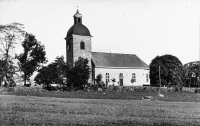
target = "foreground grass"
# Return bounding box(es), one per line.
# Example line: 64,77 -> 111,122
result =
3,89 -> 200,102
0,95 -> 200,126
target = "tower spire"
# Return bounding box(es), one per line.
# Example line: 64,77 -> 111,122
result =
74,6 -> 82,24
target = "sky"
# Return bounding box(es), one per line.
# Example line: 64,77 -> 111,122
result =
0,0 -> 199,65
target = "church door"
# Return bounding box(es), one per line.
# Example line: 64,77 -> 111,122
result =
119,73 -> 123,86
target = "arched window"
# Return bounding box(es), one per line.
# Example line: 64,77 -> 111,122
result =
119,73 -> 123,86
67,43 -> 70,52
80,41 -> 85,50
146,74 -> 149,82
106,73 -> 110,83
119,73 -> 123,78
68,39 -> 72,52
78,18 -> 81,23
132,73 -> 136,82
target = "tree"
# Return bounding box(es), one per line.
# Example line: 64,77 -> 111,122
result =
96,74 -> 102,84
34,65 -> 57,88
0,22 -> 25,86
149,54 -> 185,90
67,57 -> 90,90
17,33 -> 47,86
95,74 -> 105,89
34,56 -> 68,89
184,61 -> 200,87
0,59 -> 17,87
35,57 -> 89,90
0,59 -> 6,86
0,22 -> 24,61
54,56 -> 68,84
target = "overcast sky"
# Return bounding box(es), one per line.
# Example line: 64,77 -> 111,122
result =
0,0 -> 199,65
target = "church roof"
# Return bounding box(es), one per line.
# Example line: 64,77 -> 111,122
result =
66,10 -> 91,38
67,24 -> 91,37
92,52 -> 149,69
74,9 -> 82,17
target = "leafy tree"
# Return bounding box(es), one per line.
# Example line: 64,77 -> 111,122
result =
149,54 -> 185,89
35,57 -> 90,90
0,22 -> 24,61
96,74 -> 102,84
49,56 -> 68,87
34,56 -> 68,89
17,33 -> 47,86
0,59 -> 17,87
34,64 -> 57,88
67,57 -> 90,90
184,61 -> 200,87
0,60 -> 6,86
0,22 -> 25,86
95,74 -> 105,89
54,56 -> 68,83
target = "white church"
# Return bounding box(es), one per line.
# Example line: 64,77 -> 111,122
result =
65,10 -> 150,86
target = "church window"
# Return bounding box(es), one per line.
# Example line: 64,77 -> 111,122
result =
132,73 -> 136,82
80,41 -> 85,50
67,43 -> 70,52
119,73 -> 123,78
106,73 -> 110,83
68,39 -> 72,52
78,18 -> 81,23
146,74 -> 149,82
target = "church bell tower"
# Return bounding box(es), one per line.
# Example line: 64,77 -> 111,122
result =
65,9 -> 92,76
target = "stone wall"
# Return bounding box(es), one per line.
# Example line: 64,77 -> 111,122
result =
72,34 -> 92,66
66,37 -> 73,67
72,34 -> 92,83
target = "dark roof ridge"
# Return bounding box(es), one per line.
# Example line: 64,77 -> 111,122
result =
92,52 -> 136,56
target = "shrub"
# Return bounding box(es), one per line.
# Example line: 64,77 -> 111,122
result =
131,78 -> 135,83
111,78 -> 116,85
113,86 -> 120,91
7,87 -> 14,92
0,87 -> 8,92
96,74 -> 102,84
194,88 -> 200,93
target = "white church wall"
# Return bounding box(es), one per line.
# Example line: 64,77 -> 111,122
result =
143,69 -> 150,85
95,68 -> 150,86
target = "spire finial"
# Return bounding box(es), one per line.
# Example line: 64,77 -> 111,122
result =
74,6 -> 82,18
77,6 -> 79,13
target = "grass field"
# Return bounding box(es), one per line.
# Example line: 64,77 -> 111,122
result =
2,89 -> 200,102
0,94 -> 200,126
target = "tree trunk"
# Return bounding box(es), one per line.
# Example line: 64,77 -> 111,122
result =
3,76 -> 8,87
70,83 -> 73,90
189,78 -> 191,88
24,73 -> 27,86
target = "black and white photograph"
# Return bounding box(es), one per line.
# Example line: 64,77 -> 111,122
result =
0,0 -> 199,125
